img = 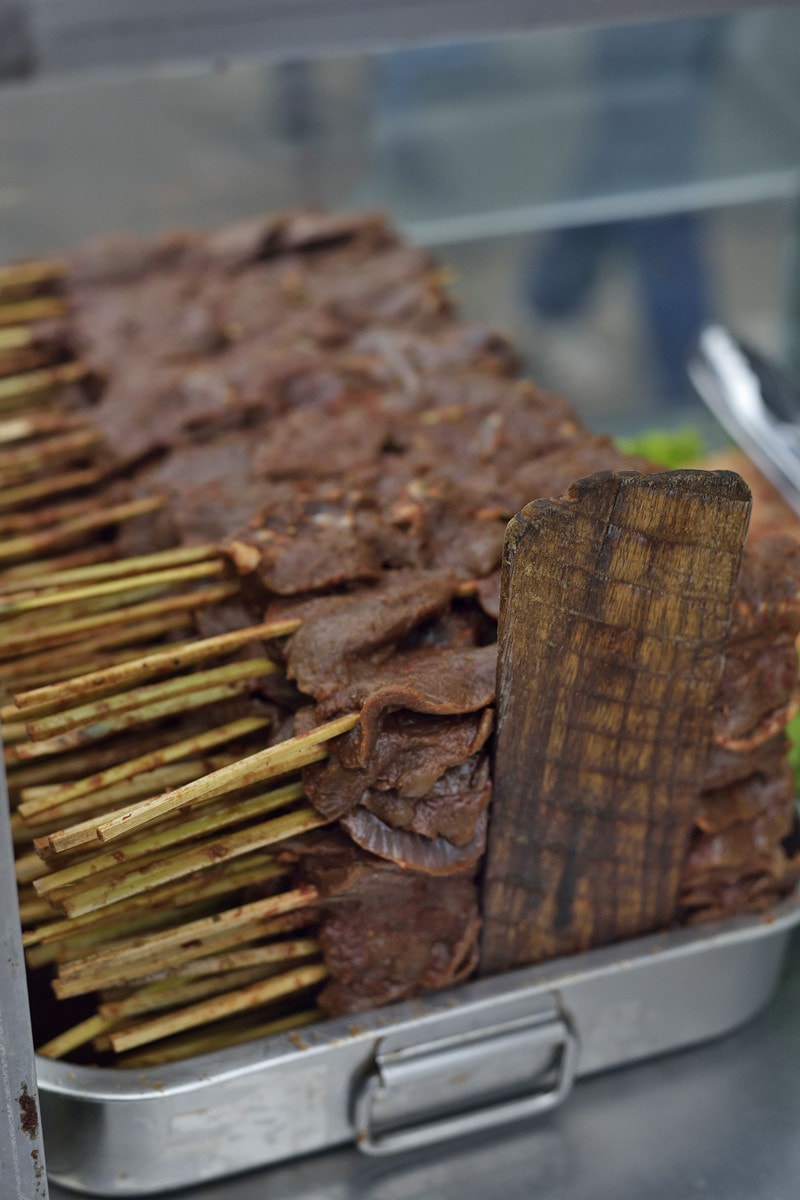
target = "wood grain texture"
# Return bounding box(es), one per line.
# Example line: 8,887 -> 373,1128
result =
480,469 -> 752,975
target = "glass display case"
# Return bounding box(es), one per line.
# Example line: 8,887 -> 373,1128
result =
2,3 -> 800,1197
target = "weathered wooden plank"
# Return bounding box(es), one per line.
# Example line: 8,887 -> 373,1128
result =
480,469 -> 752,975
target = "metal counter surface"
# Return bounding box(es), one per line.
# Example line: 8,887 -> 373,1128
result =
47,929 -> 800,1200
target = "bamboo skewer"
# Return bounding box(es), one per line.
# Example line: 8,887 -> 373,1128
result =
19,761 -> 220,846
107,963 -> 328,1053
0,493 -> 117,537
0,259 -> 65,294
0,326 -> 36,351
0,297 -> 67,328
118,1008 -> 322,1068
53,887 -> 320,996
18,893 -> 57,923
20,713 -> 271,828
0,495 -> 165,564
34,780 -> 304,895
0,543 -> 220,595
0,581 -> 237,659
93,713 -> 359,843
98,964 -> 291,1022
37,1013 -> 118,1060
8,677 -> 267,766
0,621 -> 194,704
0,546 -> 119,584
0,361 -> 88,410
24,858 -> 285,950
0,585 -> 177,641
23,902 -> 219,970
14,618 -> 302,715
15,850 -> 50,885
0,467 -> 106,511
0,559 -> 227,621
0,349 -> 58,378
25,657 -> 275,743
0,614 -> 195,697
161,938 -> 322,980
60,807 -> 329,917
0,427 -> 101,473
27,878 -> 289,978
0,412 -> 85,445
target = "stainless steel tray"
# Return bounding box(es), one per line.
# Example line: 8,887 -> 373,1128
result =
4,699 -> 799,1197
35,890 -> 800,1196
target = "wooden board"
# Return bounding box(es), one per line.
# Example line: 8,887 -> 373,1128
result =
480,469 -> 752,975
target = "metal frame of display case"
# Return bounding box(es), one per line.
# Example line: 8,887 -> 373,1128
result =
16,0 -> 800,79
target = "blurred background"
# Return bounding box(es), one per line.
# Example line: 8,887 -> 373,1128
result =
2,2 -> 800,438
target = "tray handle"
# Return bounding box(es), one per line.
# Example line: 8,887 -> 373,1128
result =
352,1011 -> 578,1156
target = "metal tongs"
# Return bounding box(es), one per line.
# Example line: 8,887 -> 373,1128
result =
689,324 -> 800,518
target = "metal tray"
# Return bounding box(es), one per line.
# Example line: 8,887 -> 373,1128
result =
4,710 -> 799,1197
34,890 -> 800,1196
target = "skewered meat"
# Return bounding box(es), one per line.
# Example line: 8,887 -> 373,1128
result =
6,208 -> 800,1063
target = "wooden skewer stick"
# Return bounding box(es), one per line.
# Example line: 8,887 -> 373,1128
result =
0,494 -> 114,537
34,781 -> 304,895
0,495 -> 164,565
0,584 -> 175,641
0,349 -> 57,378
0,427 -> 101,472
0,545 -> 118,584
0,581 -> 237,659
94,713 -> 359,843
0,543 -> 220,595
107,963 -> 328,1054
24,902 -> 217,969
37,1013 -> 118,1061
0,326 -> 35,351
14,618 -> 301,715
0,593 -> 184,656
15,849 -> 50,885
0,466 -> 106,512
25,857 -> 283,949
62,807 -> 329,917
162,938 -> 322,980
0,544 -> 118,585
0,259 -> 65,292
0,559 -> 226,621
0,613 -> 193,698
26,656 -> 275,742
54,887 -> 320,996
30,908 -> 313,976
0,412 -> 85,445
1,720 -> 28,744
10,673 -> 272,766
0,362 -> 88,411
19,713 -> 270,827
22,761 -> 219,848
0,297 -> 67,328
17,894 -> 57,923
119,1008 -> 322,1069
98,964 -> 287,1022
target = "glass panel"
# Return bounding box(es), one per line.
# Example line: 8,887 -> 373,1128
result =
1,7 -> 799,433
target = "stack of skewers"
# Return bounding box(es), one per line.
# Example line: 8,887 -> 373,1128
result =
0,261 -> 342,1065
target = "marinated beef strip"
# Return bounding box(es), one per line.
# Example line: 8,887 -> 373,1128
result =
287,583 -> 497,873
681,535 -> 800,923
280,830 -> 480,1015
